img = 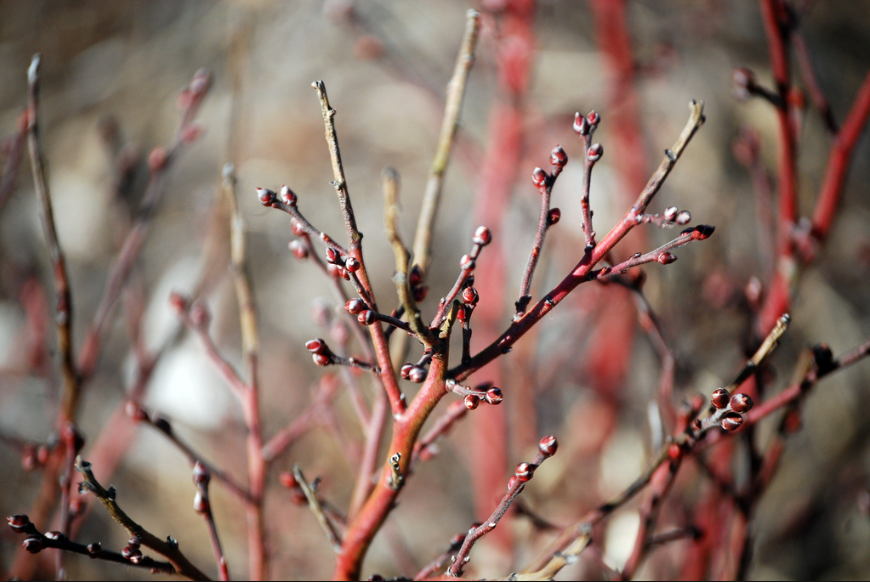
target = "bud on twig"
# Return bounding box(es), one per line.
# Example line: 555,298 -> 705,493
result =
547,208 -> 561,226
721,413 -> 743,431
538,435 -> 558,457
257,187 -> 276,206
587,143 -> 603,162
711,388 -> 730,409
464,395 -> 479,410
729,393 -> 753,413
473,226 -> 492,246
550,145 -> 568,168
280,185 -> 297,205
532,167 -> 547,187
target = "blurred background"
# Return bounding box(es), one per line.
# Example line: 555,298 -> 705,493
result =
1,0 -> 869,579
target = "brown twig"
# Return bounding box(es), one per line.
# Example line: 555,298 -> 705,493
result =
411,9 -> 481,276
75,457 -> 210,581
294,465 -> 343,552
192,463 -> 229,581
27,54 -> 79,425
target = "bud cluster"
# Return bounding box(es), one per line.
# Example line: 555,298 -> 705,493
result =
707,387 -> 755,432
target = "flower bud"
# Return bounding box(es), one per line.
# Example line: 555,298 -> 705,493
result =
87,542 -> 101,557
257,187 -> 276,206
538,435 -> 558,457
279,472 -> 298,490
676,211 -> 692,225
586,111 -> 601,126
291,219 -> 306,237
408,366 -> 426,383
280,185 -> 297,205
485,387 -> 503,405
720,413 -> 743,431
547,208 -> 561,226
473,226 -> 492,246
587,143 -> 603,162
193,491 -> 209,514
409,265 -> 423,286
464,394 -> 479,410
305,339 -> 326,354
460,254 -> 475,271
515,462 -> 535,482
413,285 -> 428,302
711,388 -> 730,409
338,267 -> 350,281
729,393 -> 753,413
400,363 -> 413,380
326,248 -> 339,264
358,310 -> 376,326
693,224 -> 715,240
345,257 -> 360,272
573,112 -> 590,135
312,354 -> 330,366
549,145 -> 568,167
345,298 -> 365,314
461,287 -> 479,306
657,252 -> 677,265
507,475 -> 518,490
7,514 -> 30,532
289,240 -> 308,260
532,167 -> 547,187
457,305 -> 468,322
663,206 -> 678,221
22,537 -> 42,554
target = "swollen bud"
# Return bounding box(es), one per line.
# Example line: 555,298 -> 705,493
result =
312,354 -> 330,366
464,395 -> 479,410
400,363 -> 413,380
345,257 -> 360,272
357,310 -> 376,326
461,287 -> 479,306
663,206 -> 678,222
547,208 -> 561,226
345,298 -> 365,314
550,145 -> 568,168
460,254 -> 475,271
473,226 -> 492,246
289,240 -> 308,260
408,366 -> 426,383
515,462 -> 534,482
532,167 -> 547,187
721,413 -> 744,431
711,388 -> 730,409
586,111 -> 601,127
291,219 -> 306,237
257,187 -> 276,206
485,387 -> 503,405
729,393 -> 753,413
587,143 -> 603,162
573,112 -> 590,135
280,185 -> 297,205
657,252 -> 677,265
305,339 -> 326,354
538,435 -> 558,457
676,211 -> 692,225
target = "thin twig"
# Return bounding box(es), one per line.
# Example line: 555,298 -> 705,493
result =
133,404 -> 252,503
75,457 -> 210,580
383,168 -> 434,346
6,517 -> 176,575
294,465 -> 343,552
411,9 -> 481,275
27,54 -> 79,424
